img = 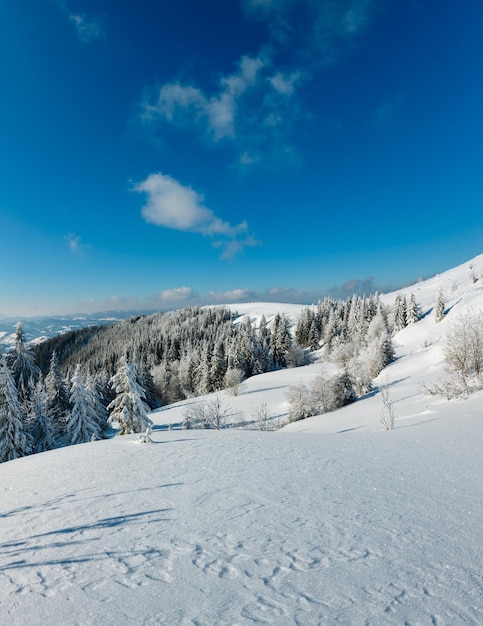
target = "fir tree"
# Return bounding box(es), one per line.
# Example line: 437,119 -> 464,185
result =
45,351 -> 70,438
7,321 -> 40,409
435,289 -> 446,323
107,356 -> 153,435
392,295 -> 407,333
86,374 -> 109,437
406,293 -> 421,324
0,356 -> 31,462
66,365 -> 100,445
29,380 -> 57,453
331,370 -> 357,408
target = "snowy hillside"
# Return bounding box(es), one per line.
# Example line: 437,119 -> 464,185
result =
0,255 -> 482,624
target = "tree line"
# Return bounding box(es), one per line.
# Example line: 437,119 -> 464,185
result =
0,291 -> 433,460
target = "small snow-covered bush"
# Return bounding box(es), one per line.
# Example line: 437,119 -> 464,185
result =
136,427 -> 153,444
379,382 -> 395,430
224,368 -> 245,396
182,394 -> 231,430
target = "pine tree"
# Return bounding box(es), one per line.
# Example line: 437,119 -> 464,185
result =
210,340 -> 227,390
0,356 -> 31,463
435,289 -> 446,323
270,313 -> 292,368
331,370 -> 357,408
107,356 -> 153,435
86,374 -> 109,437
392,295 -> 407,333
307,319 -> 320,351
7,321 -> 40,409
66,365 -> 100,445
45,351 -> 70,438
406,293 -> 421,324
29,380 -> 57,453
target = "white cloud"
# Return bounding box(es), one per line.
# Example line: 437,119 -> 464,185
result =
141,1 -> 379,167
142,52 -> 302,165
65,232 -> 86,254
134,173 -> 257,258
69,14 -> 103,42
209,289 -> 253,301
144,54 -> 267,143
243,0 -> 377,65
53,1 -> 104,42
269,71 -> 300,96
158,287 -> 195,303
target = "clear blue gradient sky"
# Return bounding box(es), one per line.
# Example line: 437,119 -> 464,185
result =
1,0 -> 482,316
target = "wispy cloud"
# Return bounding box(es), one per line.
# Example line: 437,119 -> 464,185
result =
242,0 -> 377,64
68,13 -> 104,43
134,172 -> 258,259
157,287 -> 195,303
53,1 -> 104,42
141,53 -> 302,166
141,0 -> 379,166
65,232 -> 87,255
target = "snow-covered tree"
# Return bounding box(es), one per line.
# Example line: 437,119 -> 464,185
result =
444,312 -> 483,395
224,367 -> 245,396
0,356 -> 31,462
86,374 -> 109,437
435,290 -> 446,323
66,365 -> 100,445
107,356 -> 153,435
406,293 -> 421,324
7,321 -> 40,409
330,370 -> 357,408
45,351 -> 70,438
270,313 -> 292,368
392,295 -> 407,333
29,380 -> 57,453
287,381 -> 311,422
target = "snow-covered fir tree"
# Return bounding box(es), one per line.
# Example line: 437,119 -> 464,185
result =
435,289 -> 446,323
107,356 -> 153,435
45,350 -> 70,438
7,321 -> 40,409
0,355 -> 31,463
392,294 -> 407,333
66,364 -> 101,445
406,293 -> 421,324
29,380 -> 57,453
85,374 -> 109,437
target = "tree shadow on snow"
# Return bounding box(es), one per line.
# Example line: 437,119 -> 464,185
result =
0,506 -> 172,573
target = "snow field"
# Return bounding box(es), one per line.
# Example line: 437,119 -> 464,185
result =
1,407 -> 482,625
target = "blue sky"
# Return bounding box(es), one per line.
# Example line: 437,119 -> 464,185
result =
1,0 -> 482,316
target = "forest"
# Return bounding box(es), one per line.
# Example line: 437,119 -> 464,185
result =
0,292 -> 419,463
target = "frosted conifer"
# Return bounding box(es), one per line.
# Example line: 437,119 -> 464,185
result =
7,321 -> 40,409
29,380 -> 57,453
66,364 -> 100,445
435,290 -> 446,323
406,293 -> 421,324
107,356 -> 153,435
45,351 -> 70,438
0,356 -> 31,462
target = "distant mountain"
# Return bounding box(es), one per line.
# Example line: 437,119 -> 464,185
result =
0,310 -> 156,349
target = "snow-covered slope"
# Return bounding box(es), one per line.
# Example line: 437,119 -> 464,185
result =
1,410 -> 481,625
1,255 -> 482,625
